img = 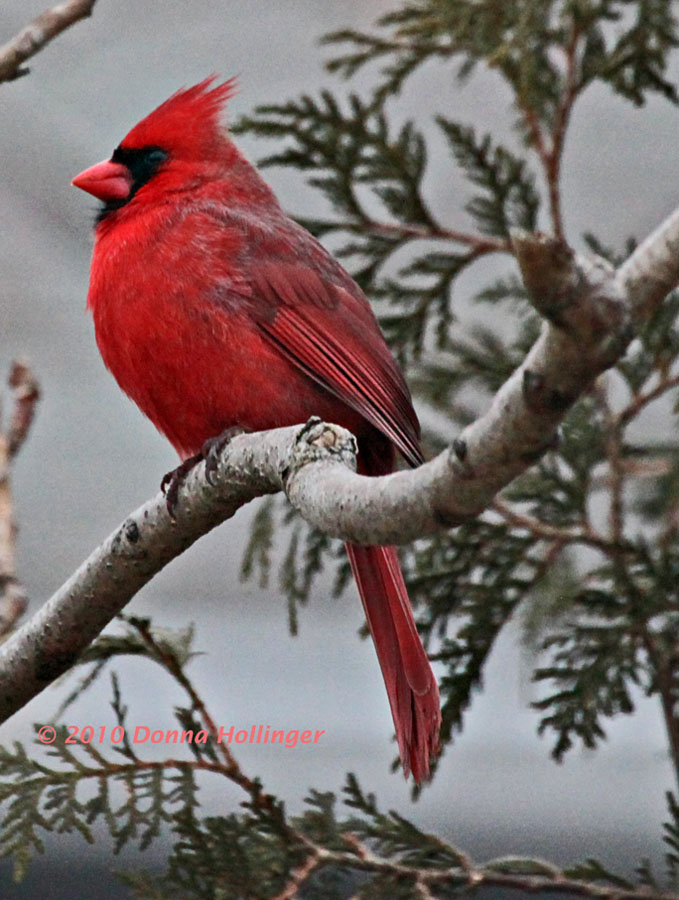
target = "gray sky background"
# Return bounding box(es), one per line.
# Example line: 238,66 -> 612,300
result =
1,0 -> 678,895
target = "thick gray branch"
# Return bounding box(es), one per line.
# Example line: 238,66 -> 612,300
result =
0,0 -> 97,84
0,427 -> 294,721
2,206 -> 679,723
617,204 -> 679,326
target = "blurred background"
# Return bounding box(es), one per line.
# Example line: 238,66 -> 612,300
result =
0,0 -> 677,895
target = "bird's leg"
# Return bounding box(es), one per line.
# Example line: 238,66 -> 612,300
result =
160,425 -> 247,519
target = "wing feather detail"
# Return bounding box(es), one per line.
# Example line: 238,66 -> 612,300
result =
250,262 -> 422,467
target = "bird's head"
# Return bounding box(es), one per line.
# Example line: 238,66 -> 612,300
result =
72,77 -> 238,219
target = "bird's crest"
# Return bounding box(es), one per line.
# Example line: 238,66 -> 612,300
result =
120,76 -> 238,159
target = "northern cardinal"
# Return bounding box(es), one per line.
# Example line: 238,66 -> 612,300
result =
72,78 -> 440,782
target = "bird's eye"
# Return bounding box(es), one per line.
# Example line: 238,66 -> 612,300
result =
145,148 -> 168,165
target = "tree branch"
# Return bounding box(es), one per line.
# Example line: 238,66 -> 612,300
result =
1,202 -> 679,724
0,0 -> 97,84
0,423 -> 294,723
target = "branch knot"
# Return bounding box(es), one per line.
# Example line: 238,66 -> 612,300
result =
281,418 -> 358,488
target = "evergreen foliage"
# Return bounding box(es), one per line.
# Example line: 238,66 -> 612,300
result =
5,619 -> 679,897
5,0 -> 679,895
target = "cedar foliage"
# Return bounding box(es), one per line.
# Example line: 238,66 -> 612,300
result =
4,1 -> 679,896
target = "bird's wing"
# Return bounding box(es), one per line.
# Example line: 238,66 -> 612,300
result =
198,204 -> 423,467
248,255 -> 423,469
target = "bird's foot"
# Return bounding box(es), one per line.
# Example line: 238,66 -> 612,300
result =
160,426 -> 247,519
202,426 -> 246,485
161,453 -> 203,519
161,453 -> 205,519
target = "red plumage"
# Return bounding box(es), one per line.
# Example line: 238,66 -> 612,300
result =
73,78 -> 440,782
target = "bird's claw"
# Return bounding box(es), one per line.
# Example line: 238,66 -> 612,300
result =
161,426 -> 247,518
161,453 -> 202,519
201,426 -> 245,486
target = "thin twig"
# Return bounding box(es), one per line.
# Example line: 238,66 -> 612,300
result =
593,369 -> 679,547
274,844 -> 679,900
616,370 -> 679,428
5,360 -> 40,459
520,25 -> 583,242
522,106 -> 559,234
492,498 -> 624,554
272,852 -> 322,900
641,629 -> 679,793
0,0 -> 97,84
122,618 -> 324,863
128,618 -> 282,816
546,24 -> 583,241
594,380 -> 626,546
357,217 -> 510,253
0,361 -> 40,637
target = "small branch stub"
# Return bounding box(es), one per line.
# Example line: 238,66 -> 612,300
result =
511,231 -> 580,325
512,230 -> 629,354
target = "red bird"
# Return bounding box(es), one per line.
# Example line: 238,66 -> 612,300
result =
72,78 -> 440,782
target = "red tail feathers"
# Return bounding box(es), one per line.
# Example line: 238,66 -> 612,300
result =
346,543 -> 441,783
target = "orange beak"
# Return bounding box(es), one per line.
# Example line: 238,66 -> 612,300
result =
72,159 -> 132,202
